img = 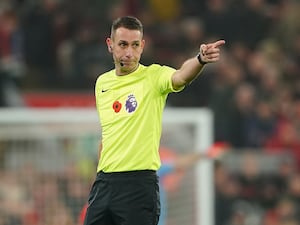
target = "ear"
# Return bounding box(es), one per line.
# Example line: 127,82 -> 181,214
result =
141,39 -> 145,52
106,37 -> 113,53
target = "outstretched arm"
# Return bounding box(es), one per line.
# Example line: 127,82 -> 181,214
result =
171,40 -> 225,90
172,142 -> 230,172
172,152 -> 205,171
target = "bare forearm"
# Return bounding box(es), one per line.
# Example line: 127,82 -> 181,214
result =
171,40 -> 225,90
172,56 -> 204,89
174,152 -> 208,170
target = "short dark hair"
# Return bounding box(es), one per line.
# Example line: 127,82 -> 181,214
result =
111,16 -> 143,38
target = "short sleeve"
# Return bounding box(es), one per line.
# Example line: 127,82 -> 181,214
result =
154,65 -> 185,94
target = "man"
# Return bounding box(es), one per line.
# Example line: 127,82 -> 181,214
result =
158,143 -> 229,225
84,16 -> 225,225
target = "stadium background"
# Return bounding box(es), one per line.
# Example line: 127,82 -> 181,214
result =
0,0 -> 300,225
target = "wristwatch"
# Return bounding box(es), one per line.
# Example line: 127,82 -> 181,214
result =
197,52 -> 207,65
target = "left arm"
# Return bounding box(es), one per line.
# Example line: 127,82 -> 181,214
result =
172,40 -> 225,90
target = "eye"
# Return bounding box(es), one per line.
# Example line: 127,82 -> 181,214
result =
133,43 -> 140,48
119,42 -> 128,48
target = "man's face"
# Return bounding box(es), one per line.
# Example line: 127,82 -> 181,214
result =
107,27 -> 145,74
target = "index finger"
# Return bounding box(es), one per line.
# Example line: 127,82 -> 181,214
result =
212,40 -> 225,48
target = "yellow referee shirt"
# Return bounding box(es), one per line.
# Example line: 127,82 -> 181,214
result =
95,64 -> 183,172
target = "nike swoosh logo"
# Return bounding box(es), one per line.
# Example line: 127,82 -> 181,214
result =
101,89 -> 109,93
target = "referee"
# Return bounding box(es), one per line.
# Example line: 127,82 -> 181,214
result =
84,16 -> 225,225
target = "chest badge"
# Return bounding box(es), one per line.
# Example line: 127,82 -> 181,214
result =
125,94 -> 138,113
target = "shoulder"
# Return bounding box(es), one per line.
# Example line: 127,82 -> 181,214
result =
141,64 -> 176,78
96,69 -> 114,84
145,64 -> 175,72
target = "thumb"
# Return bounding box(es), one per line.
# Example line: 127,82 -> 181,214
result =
200,44 -> 208,55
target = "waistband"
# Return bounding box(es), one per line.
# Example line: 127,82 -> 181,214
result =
97,170 -> 157,178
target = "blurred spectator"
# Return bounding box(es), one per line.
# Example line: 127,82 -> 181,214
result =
0,6 -> 24,107
270,0 -> 300,52
286,173 -> 300,206
0,171 -> 30,225
208,55 -> 245,143
69,19 -> 111,89
273,87 -> 295,123
201,0 -> 233,41
62,175 -> 88,220
264,121 -> 300,169
235,152 -> 262,203
263,197 -> 300,225
147,0 -> 181,22
21,0 -> 58,89
230,0 -> 273,48
246,100 -> 276,147
214,161 -> 241,225
157,146 -> 216,225
227,83 -> 257,148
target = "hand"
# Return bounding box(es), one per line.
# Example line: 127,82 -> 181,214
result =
199,40 -> 225,64
206,141 -> 229,159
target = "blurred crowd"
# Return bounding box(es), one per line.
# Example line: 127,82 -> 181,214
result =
0,163 -> 92,225
0,0 -> 300,224
215,151 -> 300,225
0,0 -> 299,152
1,151 -> 300,225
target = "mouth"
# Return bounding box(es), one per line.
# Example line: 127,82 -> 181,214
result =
120,60 -> 129,66
119,59 -> 138,68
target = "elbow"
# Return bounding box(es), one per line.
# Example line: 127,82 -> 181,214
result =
172,74 -> 189,90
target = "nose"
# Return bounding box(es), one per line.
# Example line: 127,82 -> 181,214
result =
125,47 -> 134,57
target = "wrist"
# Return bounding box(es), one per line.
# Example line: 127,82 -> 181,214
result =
197,52 -> 207,66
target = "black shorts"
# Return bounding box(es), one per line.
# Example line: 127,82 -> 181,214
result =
84,170 -> 160,225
